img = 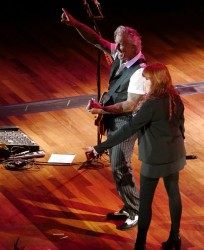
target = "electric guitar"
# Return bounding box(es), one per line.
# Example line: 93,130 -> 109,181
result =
94,110 -> 106,136
88,92 -> 108,136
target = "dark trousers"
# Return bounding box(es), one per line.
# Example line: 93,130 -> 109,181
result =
136,171 -> 182,245
107,116 -> 139,217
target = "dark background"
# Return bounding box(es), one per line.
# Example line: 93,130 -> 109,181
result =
0,0 -> 204,21
1,0 -> 204,44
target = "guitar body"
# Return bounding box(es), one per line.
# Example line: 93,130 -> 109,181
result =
95,92 -> 108,136
95,113 -> 106,136
88,92 -> 109,136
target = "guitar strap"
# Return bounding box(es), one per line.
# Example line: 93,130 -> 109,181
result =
103,58 -> 147,105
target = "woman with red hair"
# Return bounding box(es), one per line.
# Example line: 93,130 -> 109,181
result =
86,62 -> 186,250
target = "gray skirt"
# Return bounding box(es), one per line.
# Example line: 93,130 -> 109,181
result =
140,156 -> 186,178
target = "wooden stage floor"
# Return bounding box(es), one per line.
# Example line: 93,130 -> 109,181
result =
0,4 -> 203,250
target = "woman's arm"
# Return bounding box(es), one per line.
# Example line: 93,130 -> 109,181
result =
94,102 -> 153,153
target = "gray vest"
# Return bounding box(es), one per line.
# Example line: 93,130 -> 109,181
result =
105,57 -> 146,106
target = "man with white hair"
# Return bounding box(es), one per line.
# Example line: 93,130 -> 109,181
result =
61,8 -> 147,230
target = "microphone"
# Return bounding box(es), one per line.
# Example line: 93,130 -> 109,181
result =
83,0 -> 104,21
92,0 -> 104,19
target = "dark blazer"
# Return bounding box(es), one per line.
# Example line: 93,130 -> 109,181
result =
94,95 -> 186,165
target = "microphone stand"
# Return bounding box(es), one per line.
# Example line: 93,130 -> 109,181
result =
83,0 -> 104,145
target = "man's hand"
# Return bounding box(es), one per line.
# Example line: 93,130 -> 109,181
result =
86,98 -> 104,114
89,108 -> 104,114
87,98 -> 103,109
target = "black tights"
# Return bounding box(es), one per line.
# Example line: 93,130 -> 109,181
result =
135,171 -> 182,246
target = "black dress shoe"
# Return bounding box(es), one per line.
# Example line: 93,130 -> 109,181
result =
162,234 -> 181,250
117,215 -> 138,230
106,209 -> 129,220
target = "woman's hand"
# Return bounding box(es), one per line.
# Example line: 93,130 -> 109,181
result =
84,146 -> 100,162
84,146 -> 95,153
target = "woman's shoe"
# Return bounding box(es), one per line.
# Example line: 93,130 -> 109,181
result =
162,234 -> 181,250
